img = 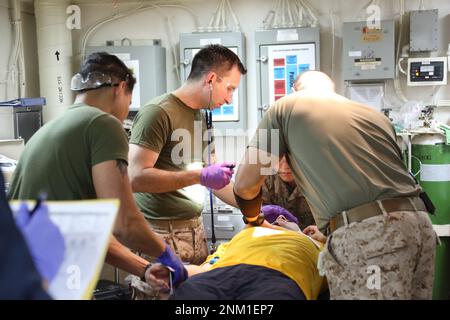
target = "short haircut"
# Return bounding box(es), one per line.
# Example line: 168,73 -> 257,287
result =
187,44 -> 247,81
79,52 -> 136,93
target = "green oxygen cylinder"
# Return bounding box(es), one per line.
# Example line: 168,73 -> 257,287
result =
412,132 -> 450,225
412,131 -> 450,300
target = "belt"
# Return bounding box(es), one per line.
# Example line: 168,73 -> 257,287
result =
329,197 -> 427,233
147,216 -> 202,230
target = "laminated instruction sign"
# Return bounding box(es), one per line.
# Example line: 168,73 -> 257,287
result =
268,43 -> 316,103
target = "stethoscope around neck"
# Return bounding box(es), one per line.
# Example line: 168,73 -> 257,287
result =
204,81 -> 217,253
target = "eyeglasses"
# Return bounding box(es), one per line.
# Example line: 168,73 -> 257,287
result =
70,71 -> 126,92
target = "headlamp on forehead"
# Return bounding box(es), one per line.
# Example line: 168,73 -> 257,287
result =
70,71 -> 120,92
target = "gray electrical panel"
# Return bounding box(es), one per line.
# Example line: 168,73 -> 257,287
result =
86,42 -> 166,111
255,27 -> 320,120
179,32 -> 246,134
410,9 -> 439,52
342,20 -> 395,81
0,105 -> 43,143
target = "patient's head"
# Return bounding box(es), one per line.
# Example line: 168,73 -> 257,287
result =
263,205 -> 300,232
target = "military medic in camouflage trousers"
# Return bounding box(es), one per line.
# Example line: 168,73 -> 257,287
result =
317,204 -> 436,299
128,45 -> 246,299
233,71 -> 437,300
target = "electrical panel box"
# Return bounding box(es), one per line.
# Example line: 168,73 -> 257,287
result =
255,27 -> 320,120
410,9 -> 439,52
86,42 -> 166,111
342,20 -> 395,81
179,32 -> 246,134
407,57 -> 447,86
0,105 -> 43,143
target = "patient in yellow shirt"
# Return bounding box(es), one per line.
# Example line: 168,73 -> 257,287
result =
149,209 -> 328,300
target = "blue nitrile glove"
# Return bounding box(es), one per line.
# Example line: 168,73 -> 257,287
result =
15,203 -> 65,282
200,162 -> 235,190
156,245 -> 188,286
261,205 -> 299,225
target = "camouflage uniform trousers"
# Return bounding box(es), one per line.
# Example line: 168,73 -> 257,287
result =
318,210 -> 437,299
129,216 -> 209,300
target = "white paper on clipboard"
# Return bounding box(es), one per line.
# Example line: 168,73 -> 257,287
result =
10,199 -> 120,300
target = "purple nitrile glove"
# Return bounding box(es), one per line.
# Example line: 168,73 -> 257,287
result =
261,205 -> 299,225
156,245 -> 188,286
200,162 -> 235,190
15,203 -> 65,282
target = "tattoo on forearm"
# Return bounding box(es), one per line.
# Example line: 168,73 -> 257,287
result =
116,159 -> 128,176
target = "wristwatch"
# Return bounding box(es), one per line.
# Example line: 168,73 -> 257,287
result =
242,213 -> 265,226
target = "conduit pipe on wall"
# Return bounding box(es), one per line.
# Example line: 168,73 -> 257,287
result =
5,0 -> 26,99
34,0 -> 73,123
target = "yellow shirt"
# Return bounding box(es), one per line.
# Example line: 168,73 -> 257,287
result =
202,227 -> 326,300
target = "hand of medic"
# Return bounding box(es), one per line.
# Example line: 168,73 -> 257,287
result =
15,203 -> 66,282
303,225 -> 327,243
200,162 -> 235,190
146,263 -> 171,292
156,244 -> 188,287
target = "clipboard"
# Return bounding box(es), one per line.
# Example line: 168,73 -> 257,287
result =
9,199 -> 119,300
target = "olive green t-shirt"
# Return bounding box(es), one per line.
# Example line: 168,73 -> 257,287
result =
249,92 -> 421,230
8,104 -> 129,200
130,93 -> 211,220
